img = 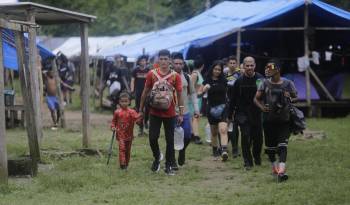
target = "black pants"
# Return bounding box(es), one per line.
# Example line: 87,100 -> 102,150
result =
239,121 -> 263,166
263,122 -> 290,163
228,121 -> 240,153
149,114 -> 176,166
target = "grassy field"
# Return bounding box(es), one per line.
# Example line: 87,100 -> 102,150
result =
1,115 -> 350,205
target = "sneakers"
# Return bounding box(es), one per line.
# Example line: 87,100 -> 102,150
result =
277,166 -> 288,182
151,160 -> 160,172
178,150 -> 185,166
212,147 -> 220,158
164,165 -> 175,176
193,136 -> 203,145
151,152 -> 163,172
221,147 -> 229,162
171,161 -> 179,171
221,151 -> 228,162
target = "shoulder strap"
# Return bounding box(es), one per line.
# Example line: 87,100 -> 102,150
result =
152,69 -> 174,81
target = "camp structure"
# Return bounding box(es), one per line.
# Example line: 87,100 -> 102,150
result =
0,2 -> 96,184
101,0 -> 350,116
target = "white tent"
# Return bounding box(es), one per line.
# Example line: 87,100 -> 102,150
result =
38,32 -> 153,59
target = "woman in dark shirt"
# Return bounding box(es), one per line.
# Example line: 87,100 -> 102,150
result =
202,60 -> 229,161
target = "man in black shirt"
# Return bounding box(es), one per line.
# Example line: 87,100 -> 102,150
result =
228,56 -> 264,170
131,55 -> 150,136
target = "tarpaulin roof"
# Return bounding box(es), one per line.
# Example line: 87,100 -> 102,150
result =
38,32 -> 153,59
100,0 -> 350,58
2,29 -> 55,70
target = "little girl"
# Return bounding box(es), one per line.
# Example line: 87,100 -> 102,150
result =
111,92 -> 141,170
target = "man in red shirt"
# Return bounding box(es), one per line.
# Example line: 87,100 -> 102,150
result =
139,49 -> 184,175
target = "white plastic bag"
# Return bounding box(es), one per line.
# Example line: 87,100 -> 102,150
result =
174,126 -> 184,150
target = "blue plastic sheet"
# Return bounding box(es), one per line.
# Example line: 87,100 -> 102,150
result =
100,0 -> 350,58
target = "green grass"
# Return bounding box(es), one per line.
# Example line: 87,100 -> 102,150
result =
1,116 -> 350,205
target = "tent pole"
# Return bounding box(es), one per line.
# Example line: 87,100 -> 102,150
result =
304,2 -> 312,117
80,23 -> 90,148
0,28 -> 8,184
236,29 -> 241,65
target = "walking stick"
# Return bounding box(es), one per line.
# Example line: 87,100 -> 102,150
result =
106,130 -> 116,165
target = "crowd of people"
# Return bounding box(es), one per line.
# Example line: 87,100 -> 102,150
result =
41,48 -> 298,181
108,49 -> 298,182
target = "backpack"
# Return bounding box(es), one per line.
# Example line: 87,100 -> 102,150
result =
149,69 -> 176,110
264,80 -> 290,123
289,103 -> 306,134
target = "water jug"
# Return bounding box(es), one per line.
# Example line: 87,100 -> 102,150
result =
205,123 -> 211,143
174,126 -> 184,150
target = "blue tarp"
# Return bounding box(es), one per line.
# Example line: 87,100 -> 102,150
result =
2,29 -> 55,71
100,0 -> 350,58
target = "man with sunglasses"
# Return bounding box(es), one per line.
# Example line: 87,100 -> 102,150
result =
228,56 -> 264,170
254,60 -> 297,182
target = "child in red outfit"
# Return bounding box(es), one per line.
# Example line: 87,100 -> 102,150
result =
111,92 -> 141,170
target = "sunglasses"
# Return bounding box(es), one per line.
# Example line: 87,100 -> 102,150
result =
265,63 -> 276,70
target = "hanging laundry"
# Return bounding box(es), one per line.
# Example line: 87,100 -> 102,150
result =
325,51 -> 332,61
312,51 -> 320,65
297,56 -> 309,72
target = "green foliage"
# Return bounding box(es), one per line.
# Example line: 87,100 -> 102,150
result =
22,0 -> 350,36
24,0 -> 205,36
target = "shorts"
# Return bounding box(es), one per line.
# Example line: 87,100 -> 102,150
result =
263,122 -> 290,147
206,105 -> 228,125
46,96 -> 59,111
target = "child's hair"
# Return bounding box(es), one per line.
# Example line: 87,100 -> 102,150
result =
119,92 -> 131,100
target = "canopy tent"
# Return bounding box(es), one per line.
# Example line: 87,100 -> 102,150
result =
99,0 -> 350,59
2,29 -> 55,70
38,32 -> 153,59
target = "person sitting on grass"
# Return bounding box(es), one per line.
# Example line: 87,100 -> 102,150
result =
254,60 -> 297,182
111,92 -> 142,170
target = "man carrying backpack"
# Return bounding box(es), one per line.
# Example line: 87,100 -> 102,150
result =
139,49 -> 184,176
254,60 -> 297,182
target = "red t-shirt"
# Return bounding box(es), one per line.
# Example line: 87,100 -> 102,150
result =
111,108 -> 140,141
145,68 -> 182,118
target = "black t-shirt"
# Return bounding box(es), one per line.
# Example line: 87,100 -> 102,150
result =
132,66 -> 149,93
203,77 -> 227,107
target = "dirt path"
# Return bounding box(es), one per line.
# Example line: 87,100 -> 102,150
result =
42,106 -> 111,129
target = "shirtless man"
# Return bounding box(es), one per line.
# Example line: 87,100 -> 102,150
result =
45,71 -> 60,129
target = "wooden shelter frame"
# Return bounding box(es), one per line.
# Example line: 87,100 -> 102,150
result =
0,2 -> 96,184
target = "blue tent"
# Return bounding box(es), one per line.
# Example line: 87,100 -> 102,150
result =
2,29 -> 55,71
99,0 -> 350,59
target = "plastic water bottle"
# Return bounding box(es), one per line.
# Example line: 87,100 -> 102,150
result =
174,126 -> 184,150
228,122 -> 233,132
205,124 -> 211,143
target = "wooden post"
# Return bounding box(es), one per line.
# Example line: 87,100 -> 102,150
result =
304,2 -> 312,117
80,23 -> 90,148
236,29 -> 241,65
0,28 -> 8,184
92,58 -> 98,109
52,59 -> 66,128
15,30 -> 40,176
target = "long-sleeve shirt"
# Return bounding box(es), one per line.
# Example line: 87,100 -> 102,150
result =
111,108 -> 140,141
228,72 -> 264,123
